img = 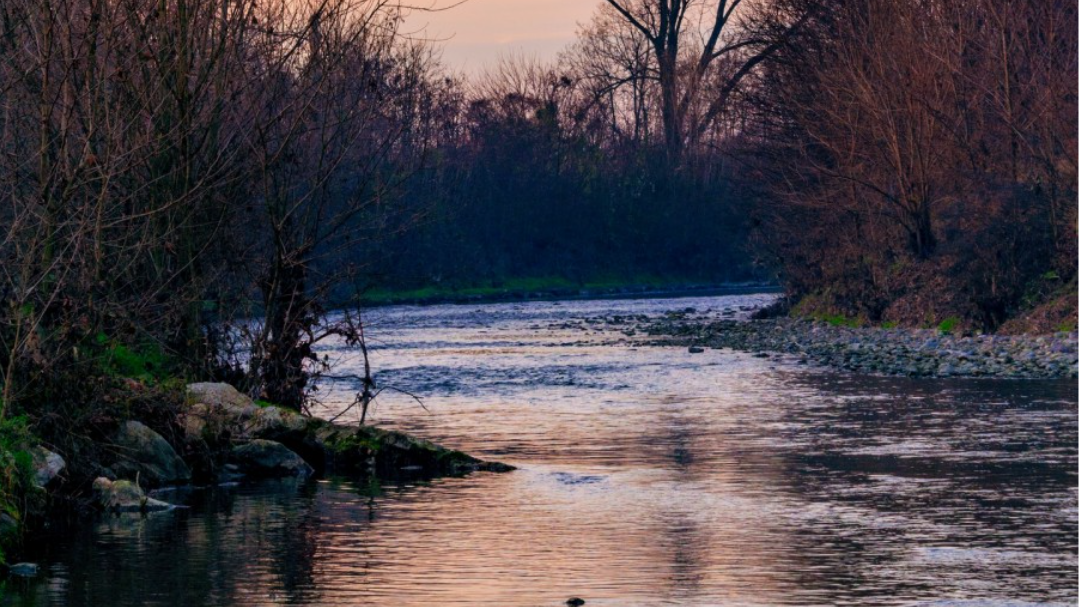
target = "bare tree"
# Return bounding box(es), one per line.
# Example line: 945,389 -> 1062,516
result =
600,0 -> 808,163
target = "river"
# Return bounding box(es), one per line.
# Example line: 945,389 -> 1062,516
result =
7,294 -> 1078,606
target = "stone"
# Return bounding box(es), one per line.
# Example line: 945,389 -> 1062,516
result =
230,440 -> 314,478
7,563 -> 38,577
180,403 -> 210,442
567,599 -> 586,606
183,383 -> 513,481
0,513 -> 18,539
688,346 -> 705,354
187,383 -> 259,418
247,404 -> 310,439
30,447 -> 65,488
112,421 -> 191,487
91,477 -> 173,512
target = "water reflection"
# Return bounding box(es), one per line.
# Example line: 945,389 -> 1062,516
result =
7,295 -> 1077,606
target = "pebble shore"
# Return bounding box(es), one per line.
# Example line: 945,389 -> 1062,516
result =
641,315 -> 1077,379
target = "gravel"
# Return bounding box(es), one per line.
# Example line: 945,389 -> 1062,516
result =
640,316 -> 1077,379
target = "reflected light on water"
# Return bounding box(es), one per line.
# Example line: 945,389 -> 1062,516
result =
8,294 -> 1077,606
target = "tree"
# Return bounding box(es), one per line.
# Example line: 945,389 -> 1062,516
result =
601,0 -> 807,163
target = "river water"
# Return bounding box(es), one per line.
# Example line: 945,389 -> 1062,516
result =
8,294 -> 1078,606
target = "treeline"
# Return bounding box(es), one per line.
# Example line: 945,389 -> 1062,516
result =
358,16 -> 785,289
0,0 -> 1076,423
747,0 -> 1077,331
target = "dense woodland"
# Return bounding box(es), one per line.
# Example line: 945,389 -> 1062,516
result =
0,0 -> 1076,426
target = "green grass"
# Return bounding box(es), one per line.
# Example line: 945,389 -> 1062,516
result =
815,313 -> 861,328
937,317 -> 961,334
361,274 -> 695,304
94,333 -> 174,383
880,321 -> 899,329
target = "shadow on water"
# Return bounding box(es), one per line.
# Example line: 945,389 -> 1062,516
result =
6,294 -> 1077,606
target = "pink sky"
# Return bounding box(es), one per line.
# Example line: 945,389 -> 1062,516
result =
403,0 -> 600,73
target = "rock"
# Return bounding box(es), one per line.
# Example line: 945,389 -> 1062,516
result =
183,384 -> 513,481
7,563 -> 38,577
30,447 -> 65,488
567,598 -> 586,606
112,421 -> 191,487
187,382 -> 258,416
0,513 -> 18,540
91,478 -> 173,513
314,423 -> 515,477
180,403 -> 210,442
247,404 -> 310,439
688,346 -> 705,354
185,383 -> 309,443
231,440 -> 314,478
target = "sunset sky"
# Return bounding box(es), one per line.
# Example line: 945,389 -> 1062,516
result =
403,0 -> 599,73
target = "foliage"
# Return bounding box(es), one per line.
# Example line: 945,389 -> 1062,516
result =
0,416 -> 37,564
746,0 -> 1077,332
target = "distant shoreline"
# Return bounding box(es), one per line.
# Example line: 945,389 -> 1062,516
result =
360,281 -> 782,308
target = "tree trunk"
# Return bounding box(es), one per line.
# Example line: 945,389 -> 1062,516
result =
259,254 -> 314,411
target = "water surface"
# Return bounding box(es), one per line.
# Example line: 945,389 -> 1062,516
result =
9,294 -> 1077,606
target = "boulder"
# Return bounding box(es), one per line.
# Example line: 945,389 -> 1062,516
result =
112,421 -> 191,486
231,440 -> 314,478
187,383 -> 261,422
30,447 -> 65,488
247,405 -> 309,438
91,477 -> 173,512
185,383 -> 307,441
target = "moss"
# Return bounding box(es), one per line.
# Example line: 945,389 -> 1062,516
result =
881,321 -> 899,329
326,429 -> 381,455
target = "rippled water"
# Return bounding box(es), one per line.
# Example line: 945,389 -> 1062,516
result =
8,294 -> 1078,606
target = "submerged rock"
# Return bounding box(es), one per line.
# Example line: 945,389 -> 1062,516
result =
7,563 -> 38,577
313,422 -> 515,478
111,421 -> 191,487
30,447 -> 65,488
92,477 -> 173,513
230,440 -> 314,478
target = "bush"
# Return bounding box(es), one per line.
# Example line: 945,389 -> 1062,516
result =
0,416 -> 38,564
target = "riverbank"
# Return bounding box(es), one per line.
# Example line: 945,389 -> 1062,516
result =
639,312 -> 1078,379
360,277 -> 778,307
15,382 -> 509,570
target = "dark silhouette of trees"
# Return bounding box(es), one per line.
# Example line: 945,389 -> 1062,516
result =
599,0 -> 808,164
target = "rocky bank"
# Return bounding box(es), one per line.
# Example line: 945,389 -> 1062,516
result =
23,382 -> 511,555
641,314 -> 1077,379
